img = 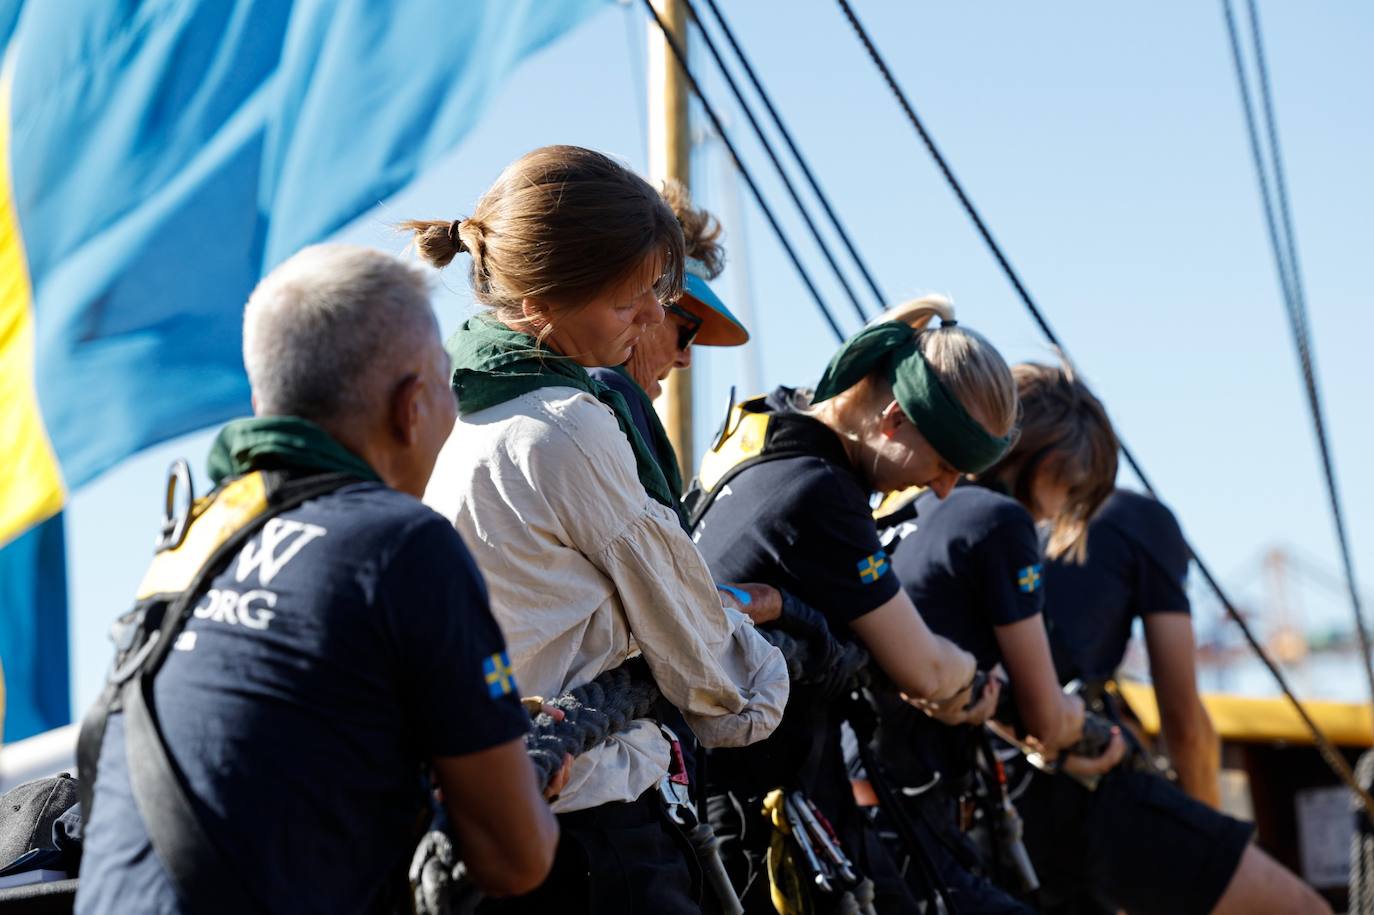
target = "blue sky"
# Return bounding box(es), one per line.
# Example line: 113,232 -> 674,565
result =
66,1 -> 1373,709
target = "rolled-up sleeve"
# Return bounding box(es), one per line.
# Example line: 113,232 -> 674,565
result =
530,394 -> 789,747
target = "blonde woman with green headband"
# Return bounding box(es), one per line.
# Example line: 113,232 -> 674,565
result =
685,295 -> 1017,913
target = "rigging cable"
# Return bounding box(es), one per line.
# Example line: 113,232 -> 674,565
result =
676,0 -> 871,325
1221,0 -> 1374,716
833,0 -> 1374,818
642,0 -> 847,343
695,0 -> 888,311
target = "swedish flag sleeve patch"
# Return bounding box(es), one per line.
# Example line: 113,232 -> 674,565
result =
1016,563 -> 1043,594
857,550 -> 891,584
482,651 -> 517,699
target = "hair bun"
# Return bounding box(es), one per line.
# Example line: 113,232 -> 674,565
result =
447,219 -> 467,254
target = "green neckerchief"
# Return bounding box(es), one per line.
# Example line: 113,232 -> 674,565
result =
812,321 -> 1013,474
207,416 -> 381,486
608,364 -> 687,527
446,315 -> 678,513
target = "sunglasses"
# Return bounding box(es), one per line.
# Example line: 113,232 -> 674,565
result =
666,303 -> 703,351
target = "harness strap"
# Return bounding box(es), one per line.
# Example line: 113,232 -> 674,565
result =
77,471 -> 355,913
686,403 -> 832,532
848,688 -> 959,915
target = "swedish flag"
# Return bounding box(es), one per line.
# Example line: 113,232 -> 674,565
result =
0,0 -> 606,741
483,651 -> 517,699
857,550 -> 891,585
1017,563 -> 1043,594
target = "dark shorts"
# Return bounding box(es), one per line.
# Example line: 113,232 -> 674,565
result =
479,789 -> 701,915
1018,767 -> 1254,915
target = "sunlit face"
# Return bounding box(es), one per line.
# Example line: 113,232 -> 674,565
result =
867,401 -> 964,496
528,254 -> 666,367
624,306 -> 696,399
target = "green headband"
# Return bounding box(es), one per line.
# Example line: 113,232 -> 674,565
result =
812,321 -> 1013,474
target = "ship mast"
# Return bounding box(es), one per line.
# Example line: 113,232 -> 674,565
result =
646,0 -> 694,477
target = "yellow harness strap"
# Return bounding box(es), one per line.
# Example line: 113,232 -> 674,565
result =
763,789 -> 813,915
697,398 -> 772,496
134,472 -> 270,600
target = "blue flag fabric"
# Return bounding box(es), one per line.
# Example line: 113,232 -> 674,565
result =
0,515 -> 69,743
0,0 -> 607,741
14,0 -> 607,491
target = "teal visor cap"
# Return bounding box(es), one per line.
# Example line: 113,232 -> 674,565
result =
680,265 -> 749,347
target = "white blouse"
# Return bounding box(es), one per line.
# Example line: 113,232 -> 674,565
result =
424,386 -> 788,812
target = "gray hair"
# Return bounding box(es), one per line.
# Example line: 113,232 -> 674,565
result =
243,244 -> 437,422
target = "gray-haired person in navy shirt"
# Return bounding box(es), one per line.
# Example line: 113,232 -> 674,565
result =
77,245 -> 567,914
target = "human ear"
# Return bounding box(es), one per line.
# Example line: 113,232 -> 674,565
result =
388,373 -> 422,447
879,401 -> 904,440
520,296 -> 556,329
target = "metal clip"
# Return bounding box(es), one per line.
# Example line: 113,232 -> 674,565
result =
154,459 -> 195,553
658,725 -> 695,825
709,385 -> 739,452
796,795 -> 858,885
783,793 -> 833,893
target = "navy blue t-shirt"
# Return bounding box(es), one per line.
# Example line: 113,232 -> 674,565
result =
77,482 -> 529,915
889,486 -> 1045,671
880,485 -> 1044,781
694,391 -> 901,626
693,390 -> 897,802
1042,489 -> 1191,684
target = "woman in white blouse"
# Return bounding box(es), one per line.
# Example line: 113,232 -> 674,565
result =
405,145 -> 788,914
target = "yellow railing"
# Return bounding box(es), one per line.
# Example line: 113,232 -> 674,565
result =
1117,680 -> 1374,748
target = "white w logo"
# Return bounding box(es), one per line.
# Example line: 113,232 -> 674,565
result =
235,518 -> 327,586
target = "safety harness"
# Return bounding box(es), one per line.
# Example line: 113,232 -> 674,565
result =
684,392 -> 842,532
685,393 -> 962,914
76,463 -> 355,914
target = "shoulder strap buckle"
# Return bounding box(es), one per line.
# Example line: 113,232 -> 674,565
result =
154,459 -> 195,553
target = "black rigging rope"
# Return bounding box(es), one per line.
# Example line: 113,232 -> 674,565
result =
1222,0 -> 1374,717
678,0 -> 871,325
640,0 -> 846,343
694,0 -> 888,312
833,0 -> 1374,818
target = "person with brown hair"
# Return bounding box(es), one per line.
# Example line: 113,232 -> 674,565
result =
685,296 -> 1022,912
997,366 -> 1328,915
407,145 -> 789,914
876,359 -> 1126,911
587,178 -> 749,516
886,361 -> 1328,915
583,179 -> 773,806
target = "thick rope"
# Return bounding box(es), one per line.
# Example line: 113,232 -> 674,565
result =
412,618 -> 846,914
524,656 -> 660,791
1352,750 -> 1374,915
834,0 -> 1374,821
